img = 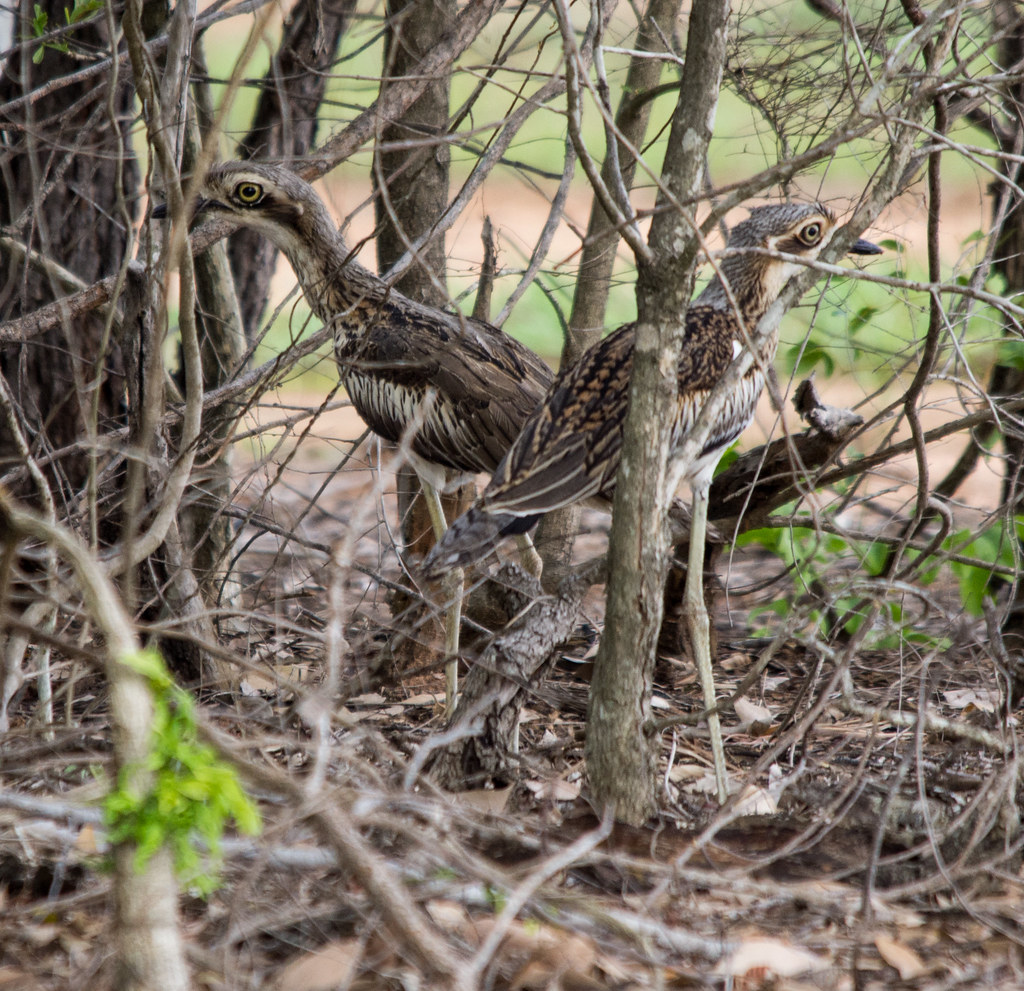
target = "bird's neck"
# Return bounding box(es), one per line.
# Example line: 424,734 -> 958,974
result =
696,255 -> 797,330
275,204 -> 387,331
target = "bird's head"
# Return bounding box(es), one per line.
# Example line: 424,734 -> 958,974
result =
710,202 -> 882,310
154,162 -> 337,259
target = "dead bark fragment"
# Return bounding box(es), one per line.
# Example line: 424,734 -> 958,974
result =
429,563 -> 602,790
709,377 -> 865,534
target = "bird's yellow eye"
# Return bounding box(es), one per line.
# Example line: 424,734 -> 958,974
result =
799,221 -> 822,244
234,181 -> 263,205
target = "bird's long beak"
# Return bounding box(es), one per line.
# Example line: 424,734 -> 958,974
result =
849,236 -> 883,256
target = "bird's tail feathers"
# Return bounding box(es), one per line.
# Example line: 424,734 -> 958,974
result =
422,506 -> 537,577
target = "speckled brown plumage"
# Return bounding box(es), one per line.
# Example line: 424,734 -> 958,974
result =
425,202 -> 882,573
190,162 -> 554,483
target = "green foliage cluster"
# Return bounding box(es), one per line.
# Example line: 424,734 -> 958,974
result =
103,648 -> 261,896
738,514 -> 1023,648
30,0 -> 102,64
737,522 -> 896,645
782,236 -> 1010,387
947,521 -> 1022,616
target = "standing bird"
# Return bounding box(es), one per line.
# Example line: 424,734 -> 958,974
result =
424,202 -> 882,799
162,162 -> 554,710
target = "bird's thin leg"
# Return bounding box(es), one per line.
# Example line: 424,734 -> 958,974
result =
421,481 -> 463,716
513,533 -> 543,578
685,485 -> 729,802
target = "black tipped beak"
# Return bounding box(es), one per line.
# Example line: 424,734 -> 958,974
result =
849,236 -> 883,256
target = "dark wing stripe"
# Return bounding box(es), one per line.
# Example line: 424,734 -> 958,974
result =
486,459 -> 600,516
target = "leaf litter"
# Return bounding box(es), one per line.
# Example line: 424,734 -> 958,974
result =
1,431 -> 1021,990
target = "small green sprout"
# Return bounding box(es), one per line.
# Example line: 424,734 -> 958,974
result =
103,648 -> 261,896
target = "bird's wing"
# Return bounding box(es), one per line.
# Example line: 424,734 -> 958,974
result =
480,325 -> 636,517
336,299 -> 554,475
479,306 -> 748,518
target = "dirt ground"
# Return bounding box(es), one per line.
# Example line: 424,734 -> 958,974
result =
2,380 -> 1021,989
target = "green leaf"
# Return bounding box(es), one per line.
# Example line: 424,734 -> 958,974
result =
66,0 -> 102,24
947,524 -> 1017,616
862,540 -> 888,577
103,648 -> 262,896
747,599 -> 790,637
714,442 -> 740,476
791,344 -> 835,376
847,305 -> 878,336
996,339 -> 1024,370
824,534 -> 849,555
120,645 -> 173,688
736,526 -> 786,558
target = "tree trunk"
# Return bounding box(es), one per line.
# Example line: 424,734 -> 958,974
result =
537,0 -> 681,589
0,0 -> 136,712
0,0 -> 135,507
173,95 -> 248,638
372,0 -> 469,668
989,3 -> 1024,655
587,0 -> 731,826
183,2 -> 352,651
374,0 -> 454,306
374,0 -> 468,558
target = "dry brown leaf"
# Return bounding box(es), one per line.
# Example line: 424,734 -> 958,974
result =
875,934 -> 928,979
74,823 -> 100,854
23,925 -> 60,949
452,785 -> 513,814
688,770 -> 733,796
0,967 -> 46,990
282,662 -> 315,683
509,930 -> 598,989
425,899 -> 470,933
550,933 -> 597,973
720,652 -> 748,672
511,959 -> 603,990
523,777 -> 581,801
275,939 -> 363,991
714,938 -> 829,978
734,697 -> 773,731
347,693 -> 387,706
733,784 -> 778,816
592,950 -> 635,983
667,762 -> 706,783
866,895 -> 926,927
472,919 -> 597,969
399,692 -> 441,706
941,688 -> 999,713
240,673 -> 279,694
